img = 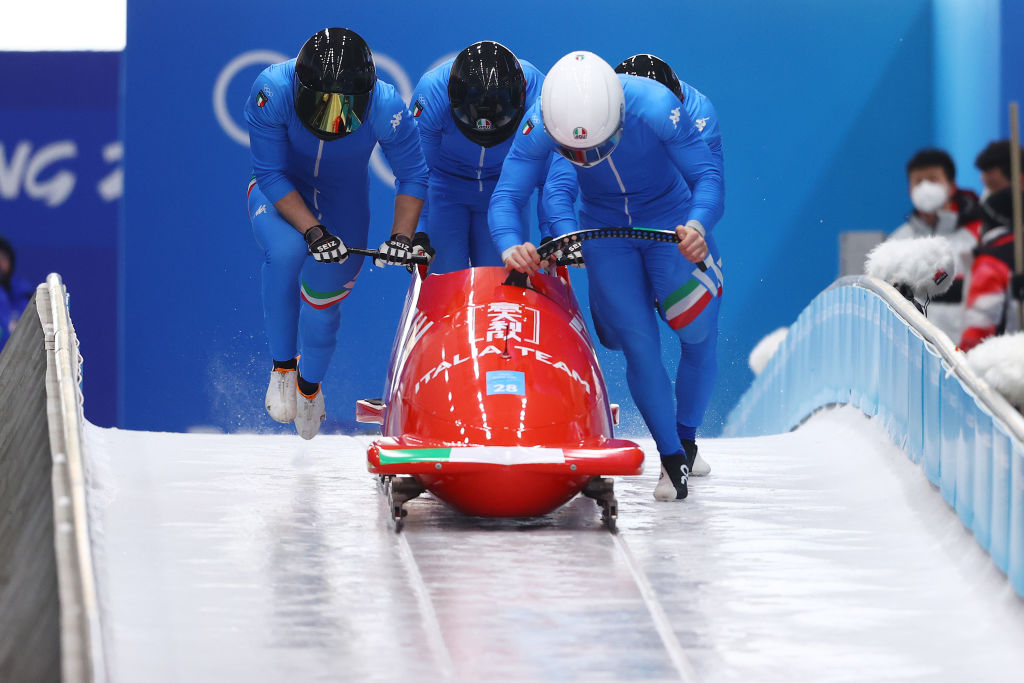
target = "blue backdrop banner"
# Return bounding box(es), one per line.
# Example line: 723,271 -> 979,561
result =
0,51 -> 120,427
123,0 -> 935,435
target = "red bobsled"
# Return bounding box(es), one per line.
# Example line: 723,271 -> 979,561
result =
360,263 -> 644,530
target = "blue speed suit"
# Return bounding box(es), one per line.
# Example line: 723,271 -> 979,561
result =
412,58 -> 578,273
244,60 -> 428,383
490,75 -> 725,455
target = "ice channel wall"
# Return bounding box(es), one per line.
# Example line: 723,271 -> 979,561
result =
724,276 -> 1024,596
0,275 -> 104,682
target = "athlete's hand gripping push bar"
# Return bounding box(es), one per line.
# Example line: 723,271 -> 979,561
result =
347,232 -> 435,271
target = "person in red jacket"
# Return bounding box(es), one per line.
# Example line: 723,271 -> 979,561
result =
960,188 -> 1024,350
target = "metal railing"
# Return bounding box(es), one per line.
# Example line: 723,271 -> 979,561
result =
40,273 -> 106,682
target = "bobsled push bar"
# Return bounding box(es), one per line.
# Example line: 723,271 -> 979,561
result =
344,232 -> 433,266
536,227 -> 708,271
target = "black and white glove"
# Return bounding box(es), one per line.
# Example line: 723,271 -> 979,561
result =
539,236 -> 585,268
410,232 -> 436,273
374,233 -> 413,268
559,241 -> 585,268
304,225 -> 348,263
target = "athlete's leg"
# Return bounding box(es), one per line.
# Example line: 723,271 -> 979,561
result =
644,241 -> 724,439
675,298 -> 720,436
296,252 -> 363,384
293,196 -> 369,384
249,182 -> 307,362
590,294 -> 622,351
583,239 -> 680,456
426,182 -> 472,274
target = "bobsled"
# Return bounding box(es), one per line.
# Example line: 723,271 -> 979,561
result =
359,234 -> 659,531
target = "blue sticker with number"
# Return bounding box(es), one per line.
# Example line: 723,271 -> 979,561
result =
486,371 -> 525,395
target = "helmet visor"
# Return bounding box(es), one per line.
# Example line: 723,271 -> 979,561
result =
294,81 -> 371,138
556,129 -> 622,167
451,89 -> 525,147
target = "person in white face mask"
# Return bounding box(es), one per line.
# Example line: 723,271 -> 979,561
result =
887,148 -> 982,342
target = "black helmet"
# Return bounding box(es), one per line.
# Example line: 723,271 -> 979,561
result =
615,54 -> 684,102
448,41 -> 527,148
294,27 -> 376,141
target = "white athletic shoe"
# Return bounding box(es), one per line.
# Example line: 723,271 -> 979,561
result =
294,386 -> 325,440
691,452 -> 711,476
265,368 -> 297,423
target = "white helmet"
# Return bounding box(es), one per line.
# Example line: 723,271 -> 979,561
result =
541,51 -> 624,167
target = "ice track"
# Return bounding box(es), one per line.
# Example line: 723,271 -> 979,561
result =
84,406 -> 1024,682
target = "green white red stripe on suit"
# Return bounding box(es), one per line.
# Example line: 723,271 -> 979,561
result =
301,278 -> 357,309
662,255 -> 724,330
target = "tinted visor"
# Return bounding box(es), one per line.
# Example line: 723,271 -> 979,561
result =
452,89 -> 524,146
294,80 -> 371,139
556,129 -> 622,167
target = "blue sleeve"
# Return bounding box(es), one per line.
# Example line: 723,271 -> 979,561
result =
243,66 -> 296,205
648,88 -> 724,231
373,82 -> 429,200
488,110 -> 555,254
537,154 -> 578,239
411,66 -> 448,171
693,96 -> 724,173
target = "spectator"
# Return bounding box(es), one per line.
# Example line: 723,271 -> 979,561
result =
975,140 -> 1024,201
889,148 -> 980,341
960,188 -> 1023,350
0,236 -> 34,351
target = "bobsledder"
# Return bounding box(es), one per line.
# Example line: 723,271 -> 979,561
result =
359,228 -> 689,531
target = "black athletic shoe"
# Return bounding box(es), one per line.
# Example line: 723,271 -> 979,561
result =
653,441 -> 698,501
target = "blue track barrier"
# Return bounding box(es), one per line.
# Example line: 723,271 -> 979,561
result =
725,277 -> 1024,596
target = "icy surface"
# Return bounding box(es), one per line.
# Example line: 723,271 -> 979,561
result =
84,407 -> 1024,682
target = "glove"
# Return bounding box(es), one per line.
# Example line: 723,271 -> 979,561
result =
560,241 -> 585,268
410,232 -> 436,273
304,225 -> 348,263
539,236 -> 585,268
374,233 -> 413,268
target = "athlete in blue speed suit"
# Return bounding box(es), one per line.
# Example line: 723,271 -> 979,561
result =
490,53 -> 724,500
412,44 -> 578,273
245,28 -> 428,438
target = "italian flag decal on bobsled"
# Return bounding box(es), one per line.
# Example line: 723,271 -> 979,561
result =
370,437 -> 644,471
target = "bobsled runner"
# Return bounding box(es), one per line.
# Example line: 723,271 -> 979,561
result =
360,228 -> 688,531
